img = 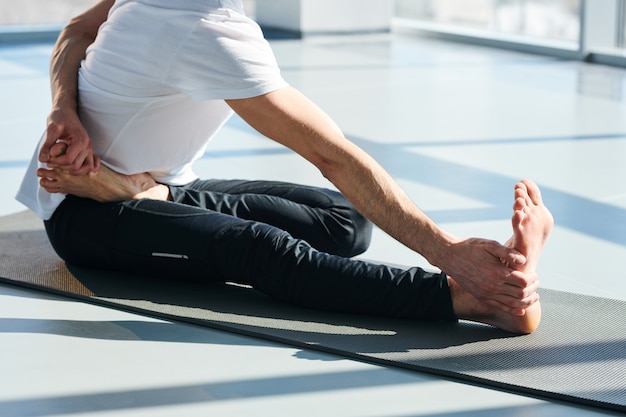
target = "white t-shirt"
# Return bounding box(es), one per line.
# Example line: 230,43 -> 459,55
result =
16,0 -> 288,220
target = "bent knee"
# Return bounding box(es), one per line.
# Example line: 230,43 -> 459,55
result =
330,210 -> 373,257
348,212 -> 373,256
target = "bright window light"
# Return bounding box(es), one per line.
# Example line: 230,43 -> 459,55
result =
395,0 -> 581,43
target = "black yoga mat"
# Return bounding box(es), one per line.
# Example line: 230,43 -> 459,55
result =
1,210 -> 624,412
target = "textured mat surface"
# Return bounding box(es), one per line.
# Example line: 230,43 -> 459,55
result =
1,210 -> 625,412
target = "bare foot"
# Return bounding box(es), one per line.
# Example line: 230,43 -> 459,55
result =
37,164 -> 170,202
450,179 -> 553,334
506,179 -> 554,272
449,278 -> 542,334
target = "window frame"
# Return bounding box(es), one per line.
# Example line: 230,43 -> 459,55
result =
393,0 -> 626,67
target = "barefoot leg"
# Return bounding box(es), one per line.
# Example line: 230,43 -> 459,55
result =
449,179 -> 553,334
38,164 -> 170,203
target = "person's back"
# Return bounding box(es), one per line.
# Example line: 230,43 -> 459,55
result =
78,0 -> 235,184
17,0 -> 287,220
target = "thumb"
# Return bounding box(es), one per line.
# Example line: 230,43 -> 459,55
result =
40,124 -> 63,162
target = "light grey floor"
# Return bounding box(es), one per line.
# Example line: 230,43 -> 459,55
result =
1,31 -> 625,416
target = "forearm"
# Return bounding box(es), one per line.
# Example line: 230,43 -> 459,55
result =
320,137 -> 453,265
50,24 -> 91,111
49,0 -> 113,111
40,0 -> 113,173
227,87 -> 453,265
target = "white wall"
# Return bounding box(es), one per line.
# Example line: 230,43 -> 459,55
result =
255,0 -> 393,34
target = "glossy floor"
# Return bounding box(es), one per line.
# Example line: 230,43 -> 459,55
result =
1,32 -> 624,416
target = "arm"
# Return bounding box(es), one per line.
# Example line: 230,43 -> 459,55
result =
227,87 -> 535,314
39,0 -> 115,175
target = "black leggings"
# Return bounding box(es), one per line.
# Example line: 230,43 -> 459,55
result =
44,178 -> 455,321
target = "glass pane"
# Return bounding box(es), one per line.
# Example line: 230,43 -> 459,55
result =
0,0 -> 98,26
243,0 -> 256,17
395,0 -> 494,30
395,0 -> 581,43
623,2 -> 626,48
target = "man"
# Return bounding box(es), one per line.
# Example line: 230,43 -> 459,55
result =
17,0 -> 552,333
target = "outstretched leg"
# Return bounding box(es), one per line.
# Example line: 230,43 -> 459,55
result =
449,179 -> 553,334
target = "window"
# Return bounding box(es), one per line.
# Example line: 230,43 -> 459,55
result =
394,0 -> 581,44
621,0 -> 626,48
394,0 -> 626,65
0,0 -> 98,27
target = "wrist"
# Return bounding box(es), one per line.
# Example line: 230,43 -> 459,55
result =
423,226 -> 458,272
51,95 -> 78,113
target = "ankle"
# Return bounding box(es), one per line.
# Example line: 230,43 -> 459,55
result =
134,183 -> 170,201
118,172 -> 158,197
449,277 -> 541,334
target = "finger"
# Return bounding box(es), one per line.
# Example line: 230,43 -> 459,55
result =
486,291 -> 540,317
91,154 -> 101,174
40,124 -> 63,162
493,286 -> 540,311
492,276 -> 538,305
517,273 -> 540,297
50,146 -> 92,174
49,138 -> 91,169
80,152 -> 100,175
507,269 -> 538,290
49,141 -> 68,158
484,298 -> 526,317
491,244 -> 526,267
479,273 -> 538,309
505,288 -> 540,307
59,141 -> 85,168
69,151 -> 98,175
516,279 -> 540,300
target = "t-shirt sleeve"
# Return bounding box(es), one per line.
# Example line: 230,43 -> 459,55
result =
166,9 -> 289,101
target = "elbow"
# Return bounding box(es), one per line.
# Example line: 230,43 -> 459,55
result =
309,142 -> 358,185
63,18 -> 97,43
316,155 -> 343,185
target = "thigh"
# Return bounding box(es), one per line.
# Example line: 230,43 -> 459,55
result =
170,179 -> 372,257
183,178 -> 338,203
45,195 -> 261,282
